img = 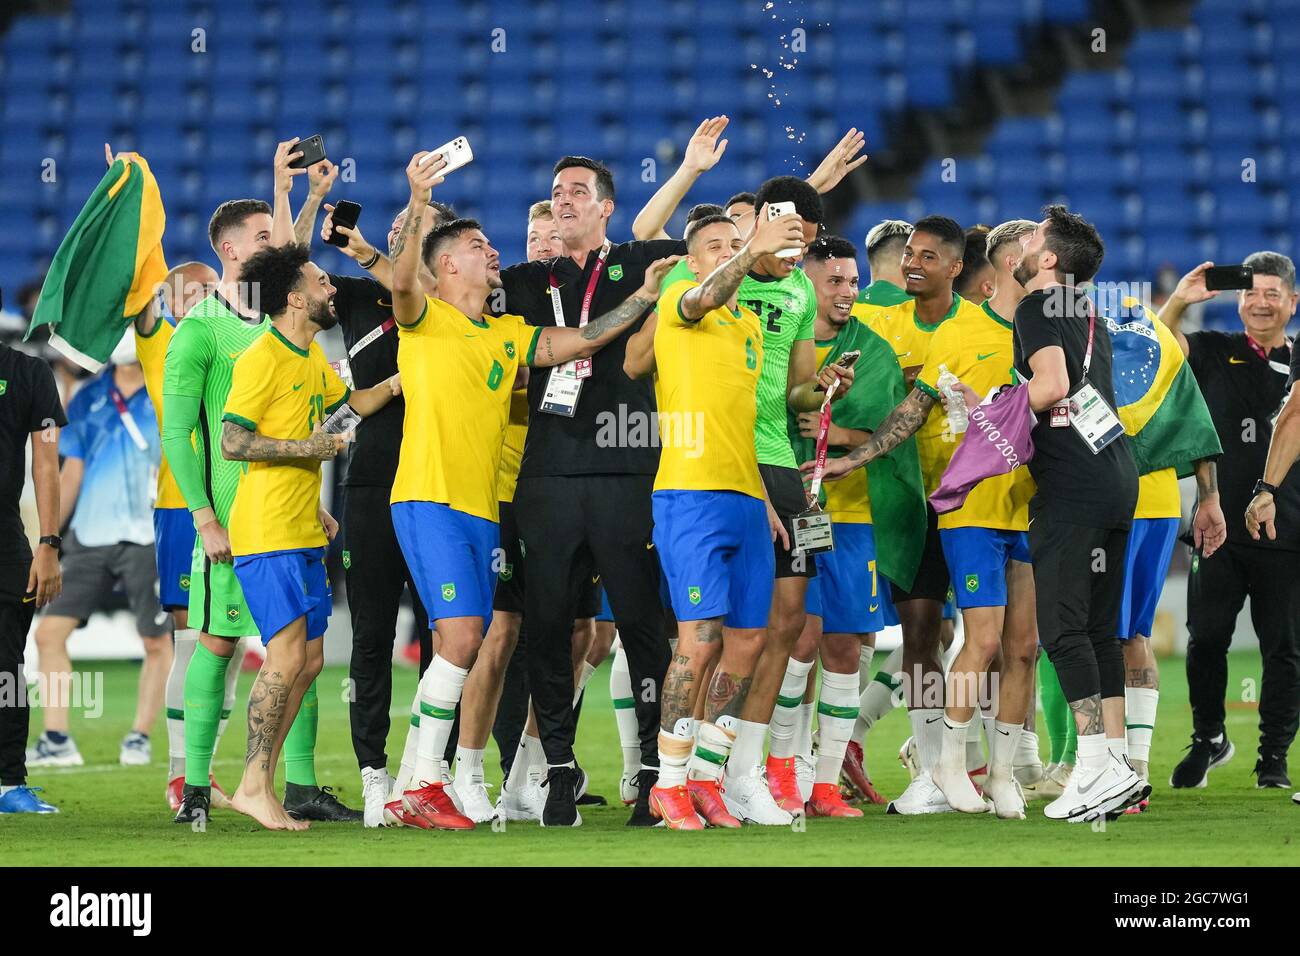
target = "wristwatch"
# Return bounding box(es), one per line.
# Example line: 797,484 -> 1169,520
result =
38,534 -> 62,549
1253,479 -> 1278,498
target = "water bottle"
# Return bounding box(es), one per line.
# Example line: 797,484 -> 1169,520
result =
937,364 -> 968,435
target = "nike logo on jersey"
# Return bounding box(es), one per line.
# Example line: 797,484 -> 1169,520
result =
895,351 -> 911,360
1229,357 -> 1248,364
292,383 -> 304,391
977,352 -> 997,361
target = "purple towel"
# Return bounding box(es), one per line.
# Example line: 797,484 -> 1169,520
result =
929,383 -> 1036,515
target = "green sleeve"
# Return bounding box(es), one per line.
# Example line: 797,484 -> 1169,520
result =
161,392 -> 211,513
795,272 -> 817,341
163,317 -> 213,398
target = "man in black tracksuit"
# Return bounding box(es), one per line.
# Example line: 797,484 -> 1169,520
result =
1161,253 -> 1300,790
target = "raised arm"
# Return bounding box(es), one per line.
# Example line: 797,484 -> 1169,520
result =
293,159 -> 338,249
631,116 -> 729,240
270,138 -> 308,247
677,206 -> 803,320
806,128 -> 868,195
391,151 -> 448,325
321,204 -> 392,289
1156,261 -> 1216,358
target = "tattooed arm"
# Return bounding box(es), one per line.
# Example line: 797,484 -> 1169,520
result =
221,420 -> 344,462
392,151 -> 448,325
803,389 -> 934,482
678,208 -> 804,320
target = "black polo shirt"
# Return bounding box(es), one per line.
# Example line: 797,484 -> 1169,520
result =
330,274 -> 404,489
0,343 -> 67,571
497,238 -> 685,479
1187,329 -> 1300,550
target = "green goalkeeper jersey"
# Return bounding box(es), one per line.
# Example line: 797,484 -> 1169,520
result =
162,293 -> 269,524
738,267 -> 817,469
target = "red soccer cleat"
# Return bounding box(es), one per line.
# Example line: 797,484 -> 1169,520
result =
1123,798 -> 1150,815
402,781 -> 475,830
807,782 -> 865,818
841,741 -> 887,805
649,784 -> 704,830
687,778 -> 741,828
383,798 -> 428,828
968,765 -> 987,797
766,755 -> 804,813
168,774 -> 232,811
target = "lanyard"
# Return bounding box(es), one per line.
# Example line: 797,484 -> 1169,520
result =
548,239 -> 612,328
1081,306 -> 1096,377
1245,333 -> 1292,374
806,377 -> 844,502
109,386 -> 150,452
348,318 -> 396,358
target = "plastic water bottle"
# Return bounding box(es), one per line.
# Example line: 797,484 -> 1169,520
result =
937,364 -> 968,435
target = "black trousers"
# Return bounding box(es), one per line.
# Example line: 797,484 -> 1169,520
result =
0,562 -> 36,786
493,624 -> 531,777
514,474 -> 669,767
344,485 -> 433,772
1186,541 -> 1300,757
1029,513 -> 1129,703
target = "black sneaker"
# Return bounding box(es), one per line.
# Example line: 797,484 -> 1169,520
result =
174,784 -> 211,824
540,765 -> 581,827
625,768 -> 659,827
1254,753 -> 1291,789
1169,732 -> 1234,789
573,764 -> 607,806
284,783 -> 362,822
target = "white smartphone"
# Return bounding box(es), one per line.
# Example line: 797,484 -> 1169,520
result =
419,136 -> 473,175
766,200 -> 801,259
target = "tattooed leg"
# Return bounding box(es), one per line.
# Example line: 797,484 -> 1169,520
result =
1122,636 -> 1159,690
1068,693 -> 1105,736
660,618 -> 723,731
704,627 -> 765,723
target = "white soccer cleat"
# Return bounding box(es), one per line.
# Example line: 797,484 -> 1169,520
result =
361,767 -> 392,828
986,770 -> 1027,820
886,773 -> 955,815
932,763 -> 990,813
795,753 -> 815,804
451,777 -> 496,824
722,769 -> 794,825
1045,756 -> 1149,823
494,783 -> 540,822
119,731 -> 151,766
620,773 -> 641,806
1013,730 -> 1045,787
26,732 -> 84,768
898,736 -> 920,779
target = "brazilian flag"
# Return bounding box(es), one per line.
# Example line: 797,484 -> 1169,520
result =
789,316 -> 927,591
26,153 -> 168,371
1104,296 -> 1221,476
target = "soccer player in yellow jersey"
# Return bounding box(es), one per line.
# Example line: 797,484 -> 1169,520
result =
386,152 -> 678,830
218,244 -> 400,830
813,215 -> 987,815
133,260 -> 230,809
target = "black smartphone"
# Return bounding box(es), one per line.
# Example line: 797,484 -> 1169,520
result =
835,349 -> 861,370
1204,265 -> 1254,292
288,134 -> 326,169
325,200 -> 361,247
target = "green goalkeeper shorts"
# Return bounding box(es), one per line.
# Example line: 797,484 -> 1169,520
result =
187,535 -> 260,638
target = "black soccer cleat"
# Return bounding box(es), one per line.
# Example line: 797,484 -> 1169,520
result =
625,768 -> 659,827
1169,732 -> 1234,789
174,784 -> 211,824
1254,753 -> 1291,789
284,783 -> 362,822
540,765 -> 581,827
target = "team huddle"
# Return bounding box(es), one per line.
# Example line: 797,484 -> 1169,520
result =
115,114 -> 1267,832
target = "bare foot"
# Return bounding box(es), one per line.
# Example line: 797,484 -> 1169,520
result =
231,786 -> 305,831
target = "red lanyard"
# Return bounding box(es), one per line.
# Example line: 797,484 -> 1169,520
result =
548,240 -> 611,328
1245,334 -> 1290,363
109,386 -> 150,451
348,318 -> 396,358
1082,306 -> 1096,376
807,377 -> 845,502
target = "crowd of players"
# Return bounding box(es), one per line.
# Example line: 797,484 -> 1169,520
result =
1,115 -> 1297,829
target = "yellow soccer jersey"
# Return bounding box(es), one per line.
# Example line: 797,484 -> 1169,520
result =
221,328 -> 350,555
873,293 -> 977,495
497,387 -> 529,505
1135,467 -> 1181,520
653,279 -> 764,499
391,295 -> 541,522
914,299 -> 1035,530
134,317 -> 186,509
812,340 -> 872,523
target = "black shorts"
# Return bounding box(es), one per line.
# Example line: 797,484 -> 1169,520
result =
890,504 -> 950,603
493,500 -> 601,616
759,463 -> 817,579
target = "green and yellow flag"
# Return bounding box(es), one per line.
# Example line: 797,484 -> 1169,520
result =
25,153 -> 168,370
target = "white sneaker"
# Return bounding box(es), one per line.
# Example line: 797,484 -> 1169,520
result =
794,752 -> 815,803
494,782 -> 541,822
27,732 -> 84,768
452,776 -> 496,823
361,767 -> 391,828
722,769 -> 793,825
1045,756 -> 1148,823
898,736 -> 920,779
886,773 -> 954,815
986,769 -> 1027,820
1013,730 -> 1044,787
932,762 -> 989,813
619,772 -> 640,806
1028,761 -> 1071,799
119,731 -> 151,766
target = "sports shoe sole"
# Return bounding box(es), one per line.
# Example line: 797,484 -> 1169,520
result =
886,800 -> 955,815
26,753 -> 84,768
1066,779 -> 1152,824
1169,740 -> 1234,789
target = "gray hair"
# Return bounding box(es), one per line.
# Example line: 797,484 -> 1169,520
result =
1243,251 -> 1296,292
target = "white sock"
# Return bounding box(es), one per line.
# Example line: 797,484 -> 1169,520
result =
610,645 -> 640,777
393,688 -> 421,796
688,719 -> 735,782
854,651 -> 903,741
989,720 -> 1022,776
213,637 -> 241,757
911,707 -> 944,774
505,733 -> 540,795
165,628 -> 198,778
856,644 -> 876,693
1107,736 -> 1128,762
814,670 -> 859,784
454,746 -> 484,786
572,660 -> 597,708
769,658 -> 813,759
412,655 -> 468,787
725,718 -> 767,779
1125,687 -> 1158,764
657,720 -> 694,788
966,709 -> 986,771
938,713 -> 971,775
1077,732 -> 1108,772
796,700 -> 816,763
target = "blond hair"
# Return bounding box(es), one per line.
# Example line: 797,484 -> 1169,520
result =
985,219 -> 1037,266
528,200 -> 554,223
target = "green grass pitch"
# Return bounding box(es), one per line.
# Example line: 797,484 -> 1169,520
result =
5,651 -> 1296,866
